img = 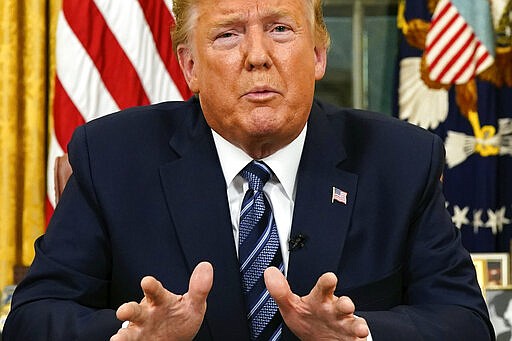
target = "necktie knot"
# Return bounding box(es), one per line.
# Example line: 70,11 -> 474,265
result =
240,160 -> 271,191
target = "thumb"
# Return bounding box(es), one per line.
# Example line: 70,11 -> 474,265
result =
264,267 -> 295,310
188,261 -> 214,307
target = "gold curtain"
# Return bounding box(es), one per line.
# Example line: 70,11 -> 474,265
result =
0,0 -> 61,289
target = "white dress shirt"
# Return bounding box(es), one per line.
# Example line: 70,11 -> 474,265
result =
211,126 -> 307,275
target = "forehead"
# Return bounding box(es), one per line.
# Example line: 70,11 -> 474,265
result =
194,0 -> 311,25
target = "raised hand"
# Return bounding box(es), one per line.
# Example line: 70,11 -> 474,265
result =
264,267 -> 369,341
110,262 -> 214,341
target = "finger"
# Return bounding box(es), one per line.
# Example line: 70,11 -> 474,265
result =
110,322 -> 140,341
140,276 -> 176,306
110,328 -> 130,341
264,267 -> 295,308
187,262 -> 214,307
110,334 -> 124,341
110,334 -> 121,341
116,301 -> 143,323
335,297 -> 368,338
351,316 -> 370,338
308,272 -> 338,303
335,296 -> 356,316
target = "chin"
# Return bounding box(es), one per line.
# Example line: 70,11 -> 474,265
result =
245,121 -> 284,137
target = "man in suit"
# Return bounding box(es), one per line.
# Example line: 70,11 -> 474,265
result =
4,0 -> 494,340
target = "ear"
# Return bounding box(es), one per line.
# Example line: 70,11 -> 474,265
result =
177,44 -> 199,93
313,46 -> 327,80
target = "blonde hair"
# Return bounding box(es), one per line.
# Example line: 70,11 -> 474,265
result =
171,0 -> 331,52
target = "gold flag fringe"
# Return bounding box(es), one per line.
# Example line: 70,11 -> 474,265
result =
428,0 -> 439,14
404,19 -> 430,50
496,47 -> 512,87
397,0 -> 430,50
479,47 -> 512,88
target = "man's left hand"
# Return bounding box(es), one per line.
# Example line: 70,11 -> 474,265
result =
264,267 -> 369,341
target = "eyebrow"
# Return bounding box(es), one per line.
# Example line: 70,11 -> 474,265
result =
210,7 -> 299,29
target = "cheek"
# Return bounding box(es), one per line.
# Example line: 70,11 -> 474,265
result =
200,58 -> 240,92
286,68 -> 316,100
283,51 -> 317,87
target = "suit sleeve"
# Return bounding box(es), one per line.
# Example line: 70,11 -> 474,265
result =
3,125 -> 122,340
358,135 -> 495,340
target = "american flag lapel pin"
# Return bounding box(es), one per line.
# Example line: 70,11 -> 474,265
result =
332,186 -> 347,204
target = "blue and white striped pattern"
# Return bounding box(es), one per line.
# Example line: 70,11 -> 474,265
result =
239,160 -> 283,340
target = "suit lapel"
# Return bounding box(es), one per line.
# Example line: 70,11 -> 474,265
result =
159,105 -> 250,339
287,102 -> 358,296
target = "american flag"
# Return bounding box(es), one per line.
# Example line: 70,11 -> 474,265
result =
397,0 -> 512,252
46,0 -> 192,224
331,187 -> 347,205
424,0 -> 494,84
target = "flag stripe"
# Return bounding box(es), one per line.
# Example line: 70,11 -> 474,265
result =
446,40 -> 479,83
138,0 -> 193,99
45,197 -> 54,227
53,78 -> 86,151
63,0 -> 151,109
432,31 -> 474,81
475,49 -> 491,71
426,4 -> 458,53
55,12 -> 119,120
428,19 -> 468,71
94,0 -> 183,103
429,0 -> 452,28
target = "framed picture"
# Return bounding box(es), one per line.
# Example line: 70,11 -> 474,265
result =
486,287 -> 512,340
472,258 -> 488,294
471,253 -> 510,289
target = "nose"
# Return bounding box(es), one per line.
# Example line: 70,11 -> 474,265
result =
243,28 -> 273,71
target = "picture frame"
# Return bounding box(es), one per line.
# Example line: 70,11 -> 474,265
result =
472,258 -> 488,295
485,287 -> 512,340
471,253 -> 510,289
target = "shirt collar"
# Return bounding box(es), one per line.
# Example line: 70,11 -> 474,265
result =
211,125 -> 307,200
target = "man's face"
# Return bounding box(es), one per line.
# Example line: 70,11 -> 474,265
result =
178,0 -> 327,158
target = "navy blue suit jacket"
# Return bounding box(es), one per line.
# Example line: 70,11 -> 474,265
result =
5,98 -> 494,340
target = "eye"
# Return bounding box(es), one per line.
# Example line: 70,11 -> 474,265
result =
216,32 -> 235,39
272,25 -> 290,33
269,24 -> 294,43
212,30 -> 241,49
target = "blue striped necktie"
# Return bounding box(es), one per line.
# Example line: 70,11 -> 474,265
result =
239,160 -> 284,341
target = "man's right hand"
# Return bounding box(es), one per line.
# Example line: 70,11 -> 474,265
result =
110,262 -> 214,341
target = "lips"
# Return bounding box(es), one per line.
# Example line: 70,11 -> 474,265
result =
242,86 -> 280,101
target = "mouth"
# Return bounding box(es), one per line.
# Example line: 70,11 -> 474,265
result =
242,86 -> 280,101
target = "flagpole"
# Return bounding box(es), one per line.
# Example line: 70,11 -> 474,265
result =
352,0 -> 364,109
